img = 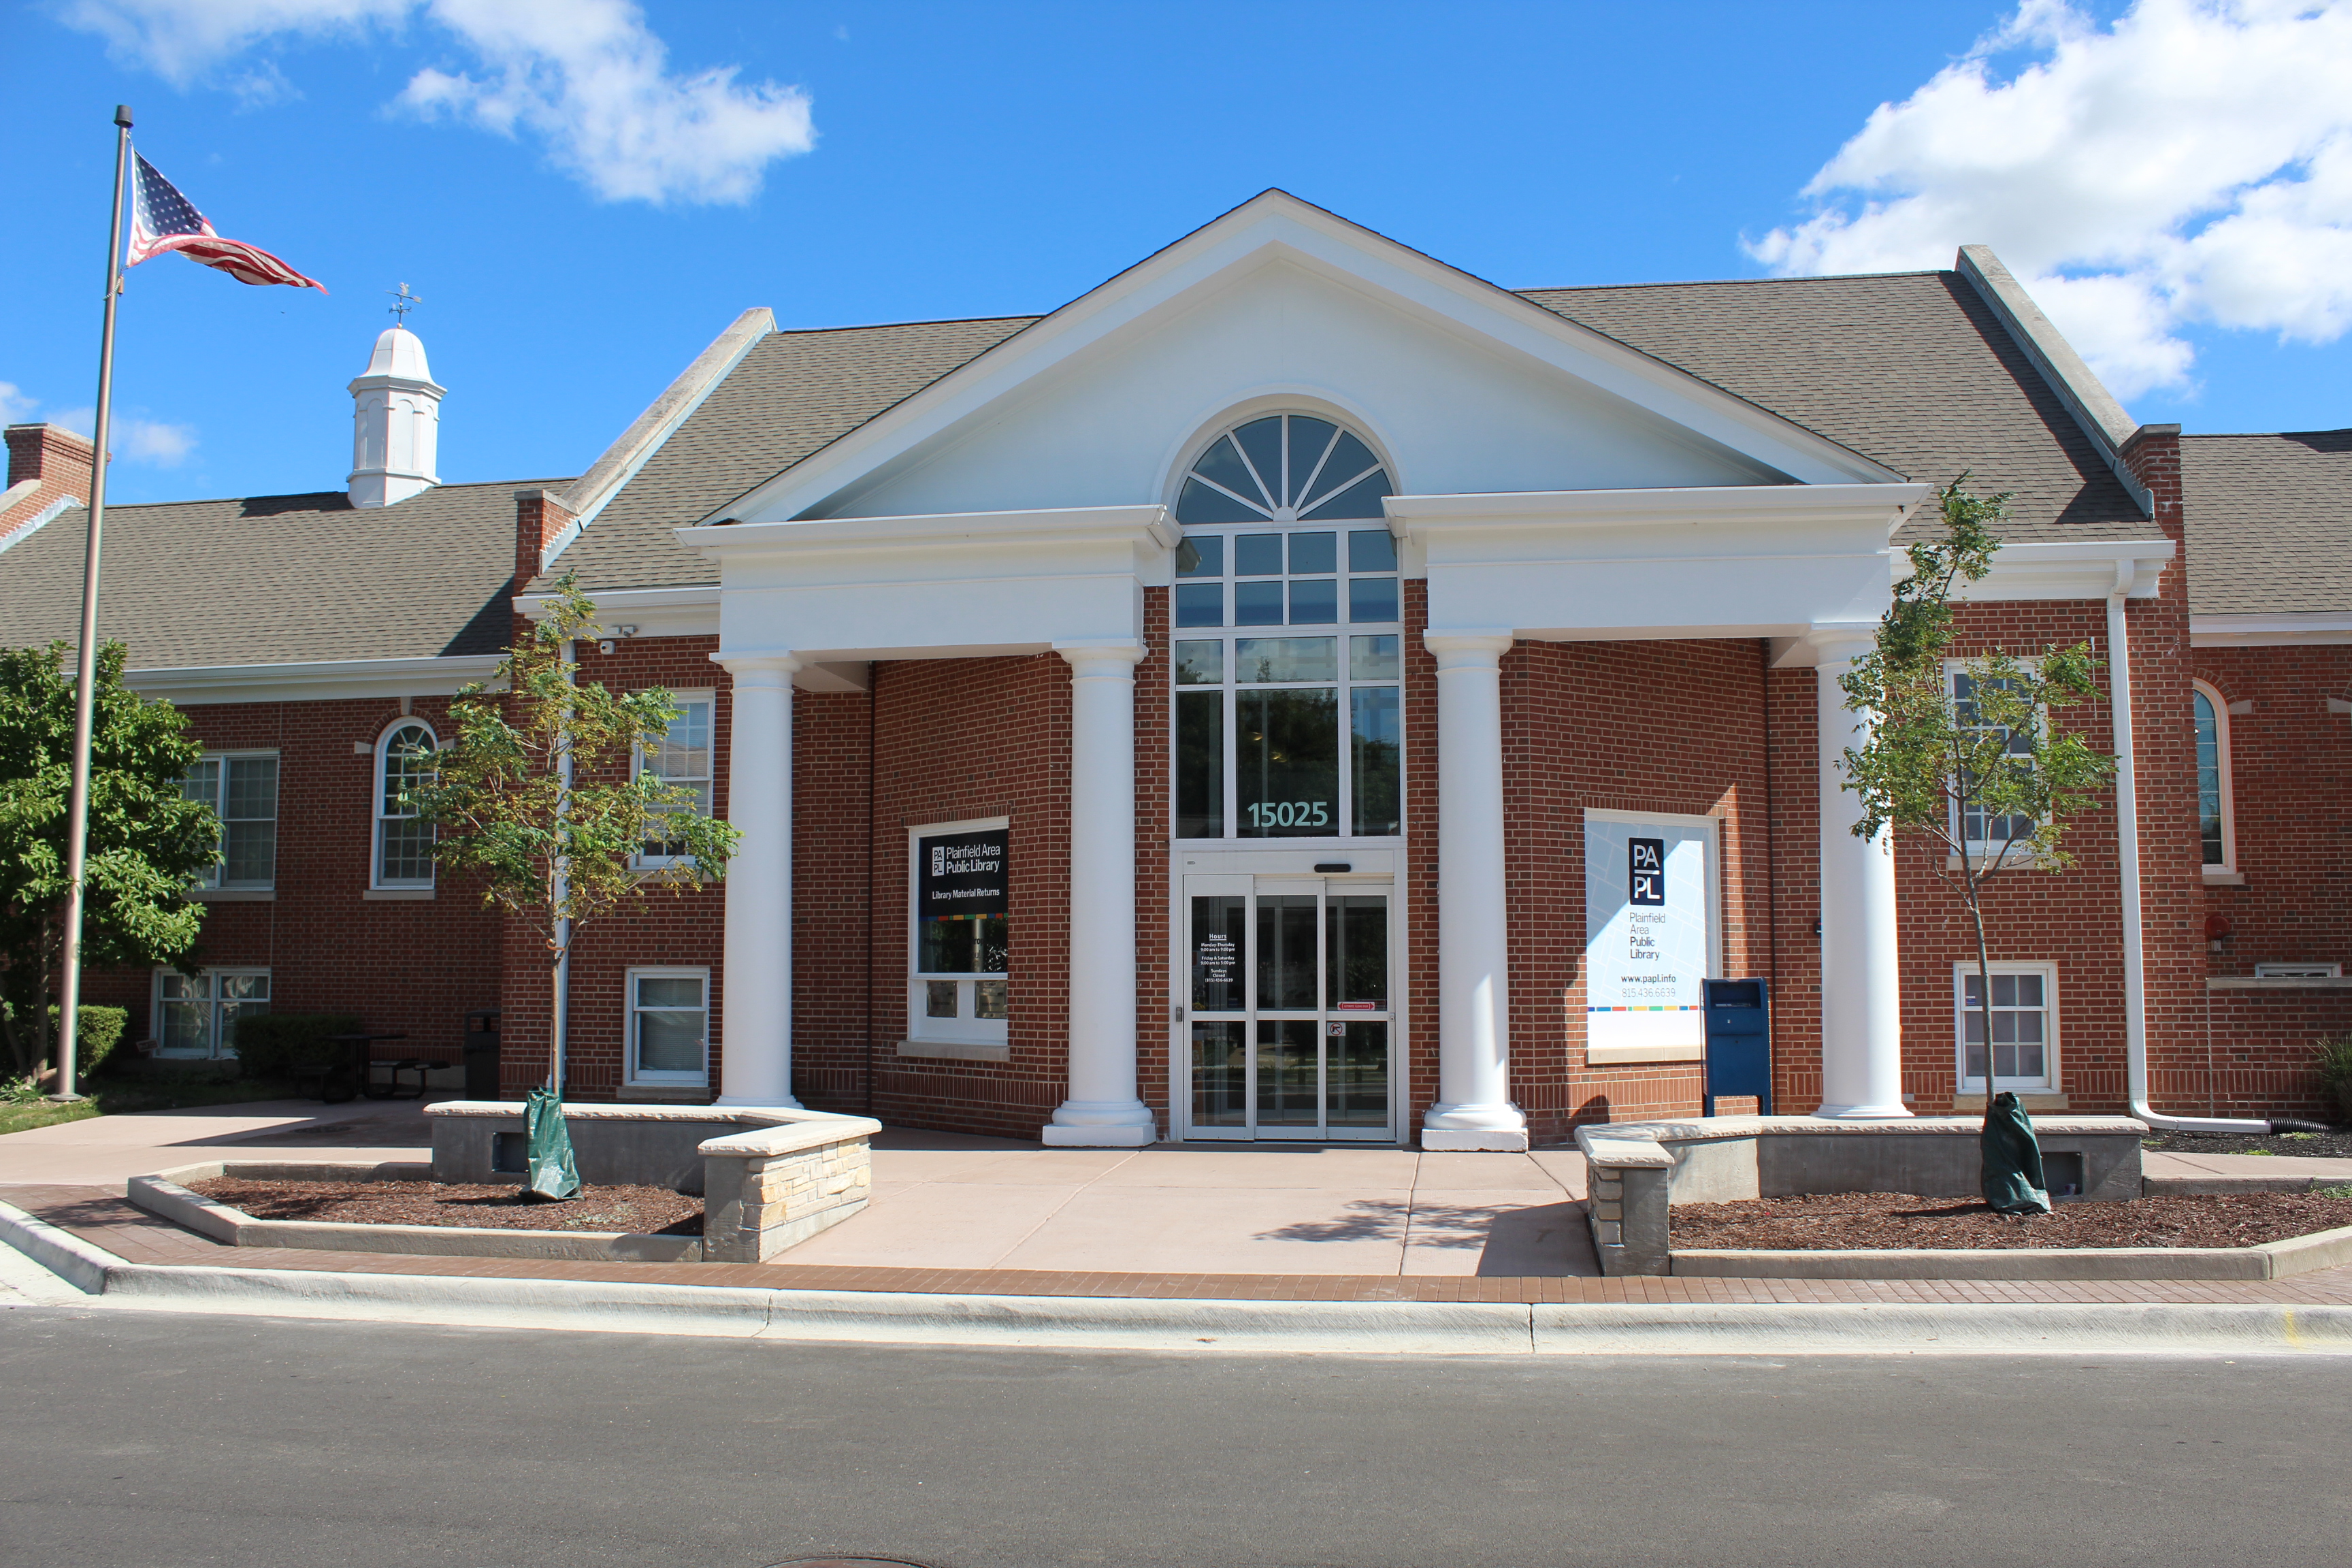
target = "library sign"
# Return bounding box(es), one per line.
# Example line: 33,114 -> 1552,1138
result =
917,828 -> 1009,917
1584,815 -> 1712,1055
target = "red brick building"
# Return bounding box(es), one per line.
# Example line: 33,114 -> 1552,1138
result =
5,193 -> 2346,1146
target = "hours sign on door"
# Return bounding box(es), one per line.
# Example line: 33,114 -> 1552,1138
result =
1584,815 -> 1712,1055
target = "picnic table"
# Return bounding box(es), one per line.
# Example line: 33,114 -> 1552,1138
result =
296,1032 -> 431,1102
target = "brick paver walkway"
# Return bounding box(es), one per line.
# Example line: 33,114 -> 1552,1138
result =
13,1183 -> 2352,1308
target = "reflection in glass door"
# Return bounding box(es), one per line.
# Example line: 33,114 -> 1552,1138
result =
1184,877 -> 1394,1141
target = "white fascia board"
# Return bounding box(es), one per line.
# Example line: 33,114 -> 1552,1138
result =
678,503 -> 1179,561
2190,612 -> 2352,647
512,584 -> 719,638
1944,538 -> 2174,602
127,653 -> 506,706
705,195 -> 1899,526
1388,482 -> 1927,539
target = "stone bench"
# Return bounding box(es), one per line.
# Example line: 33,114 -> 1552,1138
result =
1576,1114 -> 2149,1277
425,1100 -> 881,1263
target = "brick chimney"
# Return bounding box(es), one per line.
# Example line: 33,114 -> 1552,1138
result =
514,487 -> 577,593
2,423 -> 95,545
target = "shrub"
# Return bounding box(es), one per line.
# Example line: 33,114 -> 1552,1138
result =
46,1005 -> 128,1085
2316,1035 -> 2352,1124
227,1014 -> 360,1080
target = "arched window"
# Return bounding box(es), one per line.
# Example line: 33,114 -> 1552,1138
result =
1171,415 -> 1402,842
2191,681 -> 2235,873
374,720 -> 438,889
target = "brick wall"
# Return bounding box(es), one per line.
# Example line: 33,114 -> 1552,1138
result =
2,423 -> 94,545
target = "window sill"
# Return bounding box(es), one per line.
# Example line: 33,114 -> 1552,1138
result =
617,1082 -> 711,1102
2202,868 -> 2247,885
897,1037 -> 1011,1062
363,888 -> 435,901
191,888 -> 274,902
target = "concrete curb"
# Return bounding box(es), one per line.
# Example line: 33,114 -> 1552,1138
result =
9,1198 -> 2352,1357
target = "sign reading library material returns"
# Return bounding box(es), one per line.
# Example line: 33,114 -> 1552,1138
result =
918,829 -> 1009,917
1584,815 -> 1712,1055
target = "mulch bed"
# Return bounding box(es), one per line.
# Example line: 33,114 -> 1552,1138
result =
2142,1127 -> 2352,1158
1670,1190 -> 2352,1252
186,1177 -> 702,1236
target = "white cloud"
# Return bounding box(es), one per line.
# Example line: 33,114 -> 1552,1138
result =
4,391 -> 195,467
54,0 -> 815,206
1748,0 -> 2352,399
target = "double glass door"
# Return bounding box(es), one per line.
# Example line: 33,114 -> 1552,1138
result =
1183,875 -> 1395,1141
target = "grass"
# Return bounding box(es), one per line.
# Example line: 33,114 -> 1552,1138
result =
0,1076 -> 306,1139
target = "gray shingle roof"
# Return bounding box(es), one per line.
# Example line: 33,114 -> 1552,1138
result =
2180,430 -> 2352,617
0,477 -> 561,668
535,316 -> 1034,593
1522,272 -> 2149,543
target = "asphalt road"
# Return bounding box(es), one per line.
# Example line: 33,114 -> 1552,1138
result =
1,1306 -> 2345,1567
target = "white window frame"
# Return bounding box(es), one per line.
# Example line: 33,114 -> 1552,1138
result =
151,966 -> 270,1060
1952,960 -> 2058,1094
2254,962 -> 2340,979
632,689 -> 715,870
1944,661 -> 2044,860
183,751 -> 279,891
906,816 -> 1011,1049
372,718 -> 438,890
624,965 -> 710,1087
2191,679 -> 2238,879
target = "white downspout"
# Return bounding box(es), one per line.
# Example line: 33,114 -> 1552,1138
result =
2108,576 -> 2267,1133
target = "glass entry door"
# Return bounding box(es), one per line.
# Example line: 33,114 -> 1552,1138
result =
1183,875 -> 1395,1141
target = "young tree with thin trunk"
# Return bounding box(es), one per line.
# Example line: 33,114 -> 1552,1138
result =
1838,480 -> 2114,1100
0,640 -> 218,1086
411,575 -> 740,1098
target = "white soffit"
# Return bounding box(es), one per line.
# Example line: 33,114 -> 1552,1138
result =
703,192 -> 1901,526
128,654 -> 506,706
1944,539 -> 2174,602
2191,612 -> 2352,647
512,583 -> 719,639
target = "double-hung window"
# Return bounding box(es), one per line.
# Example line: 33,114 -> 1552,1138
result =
1955,962 -> 2057,1094
625,967 -> 709,1086
1947,666 -> 2038,857
2191,681 -> 2236,875
637,692 -> 714,866
154,968 -> 270,1059
374,721 -> 437,889
1171,414 -> 1401,841
182,753 -> 278,891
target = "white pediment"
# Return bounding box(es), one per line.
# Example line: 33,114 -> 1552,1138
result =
712,193 -> 1899,529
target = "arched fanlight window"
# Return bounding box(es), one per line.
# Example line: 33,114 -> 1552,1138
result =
1176,414 -> 1392,525
375,720 -> 438,889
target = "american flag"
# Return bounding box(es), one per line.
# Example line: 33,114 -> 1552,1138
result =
127,153 -> 326,292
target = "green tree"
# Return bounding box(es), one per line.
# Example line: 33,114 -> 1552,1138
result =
1838,480 -> 2117,1089
0,641 -> 218,1084
411,574 -> 740,1094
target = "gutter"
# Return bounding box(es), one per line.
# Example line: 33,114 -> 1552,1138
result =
2108,579 -> 2268,1133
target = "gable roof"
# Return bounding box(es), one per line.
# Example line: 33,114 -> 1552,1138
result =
0,477 -> 558,668
534,267 -> 2153,596
2180,430 -> 2352,617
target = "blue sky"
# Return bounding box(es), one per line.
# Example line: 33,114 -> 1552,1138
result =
3,1 -> 2347,506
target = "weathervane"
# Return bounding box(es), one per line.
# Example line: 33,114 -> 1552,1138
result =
387,281 -> 422,325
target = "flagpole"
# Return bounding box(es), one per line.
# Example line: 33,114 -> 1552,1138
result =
50,103 -> 134,1104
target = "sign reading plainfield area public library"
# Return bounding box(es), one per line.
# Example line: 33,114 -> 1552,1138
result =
917,828 -> 1009,917
1584,813 -> 1714,1056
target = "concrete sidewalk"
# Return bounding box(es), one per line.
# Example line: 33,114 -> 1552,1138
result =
0,1096 -> 444,1187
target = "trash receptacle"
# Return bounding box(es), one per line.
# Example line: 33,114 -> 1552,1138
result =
463,1009 -> 501,1100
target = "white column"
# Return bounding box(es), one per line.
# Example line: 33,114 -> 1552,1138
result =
1045,640 -> 1157,1147
1422,630 -> 1529,1152
713,653 -> 801,1108
1809,628 -> 1910,1119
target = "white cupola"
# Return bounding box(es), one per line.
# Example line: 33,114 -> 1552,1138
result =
347,325 -> 445,508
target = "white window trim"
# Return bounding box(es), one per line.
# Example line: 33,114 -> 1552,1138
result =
632,688 -> 716,870
1942,659 -> 2047,862
906,816 -> 1011,1049
372,717 -> 438,891
151,966 -> 270,1060
624,965 -> 710,1087
1952,960 -> 2059,1094
2254,961 -> 2340,979
186,749 -> 280,892
2191,679 -> 2238,879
